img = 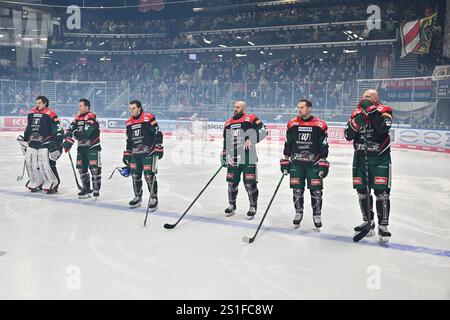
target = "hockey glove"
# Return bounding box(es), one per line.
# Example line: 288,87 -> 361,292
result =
62,137 -> 74,153
280,159 -> 290,175
220,150 -> 227,167
123,150 -> 132,166
317,159 -> 330,179
155,144 -> 164,159
48,142 -> 62,161
357,99 -> 373,112
350,113 -> 366,132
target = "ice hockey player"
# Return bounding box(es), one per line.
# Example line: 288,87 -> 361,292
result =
221,100 -> 268,220
123,100 -> 163,209
20,96 -> 63,194
280,99 -> 329,229
62,98 -> 102,198
344,89 -> 393,243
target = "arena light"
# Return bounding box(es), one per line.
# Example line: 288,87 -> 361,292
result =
219,44 -> 227,48
260,51 -> 265,54
203,38 -> 211,44
323,50 -> 328,54
236,36 -> 242,39
218,54 -> 223,57
193,7 -> 206,13
235,53 -> 247,57
248,41 -> 255,46
344,49 -> 358,54
99,42 -> 105,46
0,34 -> 4,38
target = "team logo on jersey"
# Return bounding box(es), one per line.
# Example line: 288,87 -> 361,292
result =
143,165 -> 152,171
290,178 -> 300,185
353,177 -> 362,185
130,163 -> 137,169
226,173 -> 234,180
245,117 -> 250,122
89,160 -> 97,166
298,127 -> 312,132
311,179 -> 321,186
374,177 -> 387,185
298,133 -> 311,142
317,122 -> 323,128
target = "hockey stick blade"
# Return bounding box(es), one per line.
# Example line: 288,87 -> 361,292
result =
163,223 -> 176,229
353,227 -> 371,242
242,236 -> 254,244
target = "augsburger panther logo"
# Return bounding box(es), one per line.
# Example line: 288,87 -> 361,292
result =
423,132 -> 442,145
399,130 -> 419,143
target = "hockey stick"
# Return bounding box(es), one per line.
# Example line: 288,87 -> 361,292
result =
163,165 -> 223,229
144,157 -> 158,227
108,167 -> 121,180
243,174 -> 285,244
353,126 -> 372,242
17,159 -> 26,181
68,152 -> 83,190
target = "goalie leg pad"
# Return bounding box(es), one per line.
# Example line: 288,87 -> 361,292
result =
38,148 -> 58,191
25,147 -> 43,189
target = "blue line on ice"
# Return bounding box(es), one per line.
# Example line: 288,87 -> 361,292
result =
1,188 -> 449,258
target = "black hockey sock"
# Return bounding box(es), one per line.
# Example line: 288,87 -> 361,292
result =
293,188 -> 304,213
78,168 -> 90,190
228,182 -> 239,205
244,183 -> 258,208
357,190 -> 374,222
375,189 -> 390,226
90,167 -> 101,191
144,174 -> 158,198
132,173 -> 143,196
311,189 -> 323,216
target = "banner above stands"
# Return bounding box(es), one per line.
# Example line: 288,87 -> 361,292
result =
1,116 -> 449,154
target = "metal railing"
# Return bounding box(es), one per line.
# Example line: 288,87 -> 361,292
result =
1,76 -> 449,127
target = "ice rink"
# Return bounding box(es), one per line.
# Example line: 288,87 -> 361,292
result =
0,131 -> 449,299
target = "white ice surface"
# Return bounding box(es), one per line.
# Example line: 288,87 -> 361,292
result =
0,131 -> 449,299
